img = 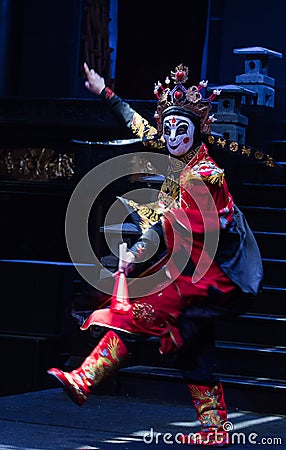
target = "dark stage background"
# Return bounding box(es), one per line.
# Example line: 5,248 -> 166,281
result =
0,0 -> 285,409
1,0 -> 285,100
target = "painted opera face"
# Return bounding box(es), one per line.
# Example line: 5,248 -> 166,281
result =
163,114 -> 195,156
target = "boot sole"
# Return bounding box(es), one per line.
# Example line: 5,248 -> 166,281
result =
47,370 -> 86,407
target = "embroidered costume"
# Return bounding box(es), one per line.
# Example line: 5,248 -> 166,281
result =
48,64 -> 264,446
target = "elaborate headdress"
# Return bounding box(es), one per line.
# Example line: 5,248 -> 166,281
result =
154,63 -> 220,136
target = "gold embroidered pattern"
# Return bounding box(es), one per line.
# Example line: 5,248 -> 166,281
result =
83,335 -> 122,383
158,191 -> 178,211
142,136 -> 165,150
131,112 -> 158,140
241,146 -> 251,156
169,158 -> 186,173
178,147 -> 200,165
189,384 -> 223,428
181,160 -> 224,187
125,199 -> 161,232
264,156 -> 276,167
132,302 -> 156,323
217,138 -> 226,148
0,148 -> 75,181
160,177 -> 180,200
185,85 -> 203,104
229,141 -> 239,152
208,135 -> 215,145
254,151 -> 264,160
188,385 -> 218,413
200,412 -> 222,427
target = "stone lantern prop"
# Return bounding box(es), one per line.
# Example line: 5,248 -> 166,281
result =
208,84 -> 257,143
233,46 -> 283,108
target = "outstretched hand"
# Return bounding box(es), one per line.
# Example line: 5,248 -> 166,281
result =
118,243 -> 135,275
84,62 -> 106,95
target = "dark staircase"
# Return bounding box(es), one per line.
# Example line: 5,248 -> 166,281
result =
2,95 -> 284,411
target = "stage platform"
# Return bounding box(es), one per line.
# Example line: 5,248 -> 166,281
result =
0,388 -> 285,449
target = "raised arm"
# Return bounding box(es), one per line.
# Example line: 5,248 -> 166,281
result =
83,63 -> 160,144
84,62 -> 106,95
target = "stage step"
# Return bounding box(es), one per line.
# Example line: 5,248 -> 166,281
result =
118,365 -> 286,414
249,286 -> 286,316
262,258 -> 286,287
254,231 -> 286,259
239,206 -> 286,232
236,183 -> 286,207
0,333 -> 69,397
214,313 -> 286,346
215,341 -> 286,380
118,336 -> 286,381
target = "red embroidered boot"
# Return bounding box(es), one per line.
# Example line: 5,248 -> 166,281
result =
179,382 -> 230,446
47,330 -> 128,406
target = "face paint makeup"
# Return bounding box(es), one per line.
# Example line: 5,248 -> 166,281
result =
163,115 -> 195,156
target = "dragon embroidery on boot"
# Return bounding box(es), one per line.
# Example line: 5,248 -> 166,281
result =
82,335 -> 122,385
189,384 -> 223,428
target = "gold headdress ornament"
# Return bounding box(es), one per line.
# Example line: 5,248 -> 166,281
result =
154,63 -> 221,136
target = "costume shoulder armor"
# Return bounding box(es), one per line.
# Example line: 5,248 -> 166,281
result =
181,159 -> 225,187
131,112 -> 165,149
